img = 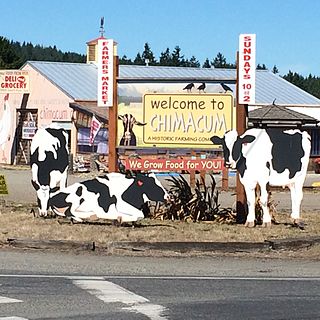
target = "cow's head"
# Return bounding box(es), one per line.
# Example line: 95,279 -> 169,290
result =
118,114 -> 146,146
121,173 -> 168,209
211,130 -> 255,169
31,180 -> 51,216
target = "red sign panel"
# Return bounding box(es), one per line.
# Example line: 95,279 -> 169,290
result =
123,158 -> 224,172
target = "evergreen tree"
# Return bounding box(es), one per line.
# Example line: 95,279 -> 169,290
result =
256,63 -> 267,70
133,52 -> 144,65
272,65 -> 279,74
171,46 -> 184,66
212,52 -> 227,68
141,42 -> 156,65
202,58 -> 211,68
119,55 -> 133,65
185,56 -> 200,68
159,48 -> 172,66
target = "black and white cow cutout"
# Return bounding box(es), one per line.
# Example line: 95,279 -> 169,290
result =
49,172 -> 168,223
30,126 -> 69,216
211,128 -> 311,227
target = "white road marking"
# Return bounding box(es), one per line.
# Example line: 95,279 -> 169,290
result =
0,296 -> 23,304
74,280 -> 168,320
0,285 -> 22,304
0,317 -> 28,320
0,274 -> 320,281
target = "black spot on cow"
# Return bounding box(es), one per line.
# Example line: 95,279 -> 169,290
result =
82,179 -> 117,213
76,186 -> 83,197
266,129 -> 304,179
232,134 -> 256,178
121,174 -> 166,209
266,161 -> 271,170
79,198 -> 85,205
49,192 -> 73,217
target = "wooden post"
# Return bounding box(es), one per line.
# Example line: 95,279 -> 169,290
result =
190,151 -> 196,188
221,167 -> 229,191
236,51 -> 248,224
108,54 -> 119,172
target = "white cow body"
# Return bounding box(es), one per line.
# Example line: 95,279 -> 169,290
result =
49,172 -> 168,223
212,128 -> 311,226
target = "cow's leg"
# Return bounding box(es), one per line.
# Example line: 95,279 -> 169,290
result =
288,182 -> 303,224
260,184 -> 271,228
60,168 -> 68,189
244,186 -> 256,228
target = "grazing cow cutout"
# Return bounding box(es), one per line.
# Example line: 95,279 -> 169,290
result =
30,126 -> 69,216
49,172 -> 168,223
118,114 -> 146,146
211,128 -> 311,227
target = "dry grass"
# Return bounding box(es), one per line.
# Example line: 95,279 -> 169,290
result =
0,203 -> 319,245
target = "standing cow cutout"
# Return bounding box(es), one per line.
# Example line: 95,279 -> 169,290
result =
30,126 -> 69,216
211,128 -> 311,227
49,172 -> 168,223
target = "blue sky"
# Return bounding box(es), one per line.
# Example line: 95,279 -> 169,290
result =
1,0 -> 319,76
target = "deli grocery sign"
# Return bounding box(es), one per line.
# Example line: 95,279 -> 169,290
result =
97,38 -> 114,107
0,70 -> 29,93
123,158 -> 224,172
238,34 -> 256,104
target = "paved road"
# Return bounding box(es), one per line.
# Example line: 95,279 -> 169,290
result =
1,251 -> 320,319
1,167 -> 319,212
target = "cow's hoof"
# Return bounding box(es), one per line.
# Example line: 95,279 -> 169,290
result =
262,222 -> 272,228
245,221 -> 255,228
293,219 -> 305,230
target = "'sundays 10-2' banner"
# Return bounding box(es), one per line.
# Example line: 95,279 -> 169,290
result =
238,34 -> 256,105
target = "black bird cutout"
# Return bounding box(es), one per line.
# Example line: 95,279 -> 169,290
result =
197,83 -> 206,93
183,83 -> 194,92
220,82 -> 233,93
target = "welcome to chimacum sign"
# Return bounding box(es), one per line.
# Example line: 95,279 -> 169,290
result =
143,93 -> 235,148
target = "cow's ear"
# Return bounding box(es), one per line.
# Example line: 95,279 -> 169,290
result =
211,136 -> 223,145
31,180 -> 40,191
241,135 -> 256,144
50,186 -> 60,194
135,121 -> 147,126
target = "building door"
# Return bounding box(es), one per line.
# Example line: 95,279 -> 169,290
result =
14,109 -> 38,165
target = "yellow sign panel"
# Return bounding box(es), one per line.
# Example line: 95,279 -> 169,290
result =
0,70 -> 29,93
143,93 -> 235,148
0,175 -> 8,195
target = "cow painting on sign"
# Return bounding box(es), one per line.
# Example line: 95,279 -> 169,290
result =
49,172 -> 168,223
118,114 -> 146,146
30,126 -> 69,216
211,128 -> 311,227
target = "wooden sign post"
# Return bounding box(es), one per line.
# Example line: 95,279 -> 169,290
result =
236,51 -> 248,223
108,53 -> 119,172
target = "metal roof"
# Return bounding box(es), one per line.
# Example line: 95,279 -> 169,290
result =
249,104 -> 318,124
23,61 -> 98,100
23,61 -> 320,107
119,65 -> 235,81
